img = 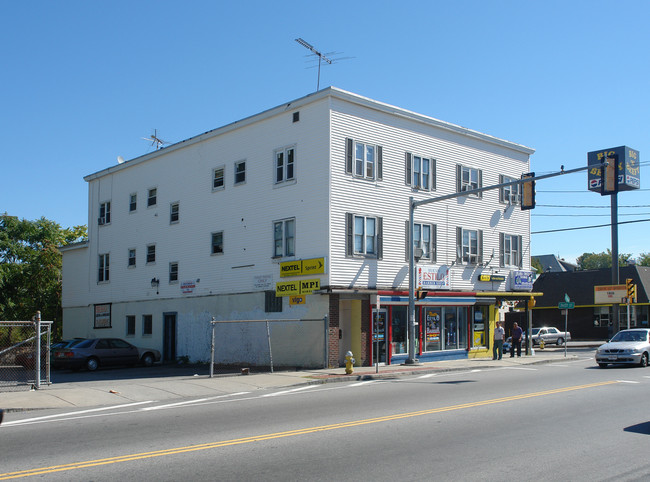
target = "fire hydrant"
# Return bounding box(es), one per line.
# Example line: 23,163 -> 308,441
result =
539,339 -> 545,350
345,351 -> 355,374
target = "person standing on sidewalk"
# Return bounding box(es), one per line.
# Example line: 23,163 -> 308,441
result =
493,321 -> 505,360
510,322 -> 523,357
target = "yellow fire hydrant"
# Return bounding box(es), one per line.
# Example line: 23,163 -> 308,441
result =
345,351 -> 355,374
539,339 -> 545,350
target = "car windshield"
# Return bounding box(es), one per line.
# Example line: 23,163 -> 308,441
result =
611,331 -> 648,343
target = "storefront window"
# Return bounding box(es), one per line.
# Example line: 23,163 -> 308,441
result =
391,306 -> 408,354
423,307 -> 442,351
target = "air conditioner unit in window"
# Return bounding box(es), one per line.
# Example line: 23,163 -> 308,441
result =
468,254 -> 478,264
509,193 -> 520,205
98,217 -> 105,225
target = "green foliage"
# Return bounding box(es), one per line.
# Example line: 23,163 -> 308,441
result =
576,249 -> 632,270
0,215 -> 86,335
531,257 -> 544,274
638,253 -> 650,266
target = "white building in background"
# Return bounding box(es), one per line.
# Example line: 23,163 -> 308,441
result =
60,87 -> 535,368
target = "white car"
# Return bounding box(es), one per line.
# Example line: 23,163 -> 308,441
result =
595,329 -> 650,368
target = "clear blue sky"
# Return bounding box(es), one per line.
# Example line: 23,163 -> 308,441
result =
2,0 -> 648,263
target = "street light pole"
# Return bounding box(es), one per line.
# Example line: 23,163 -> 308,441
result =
406,196 -> 418,364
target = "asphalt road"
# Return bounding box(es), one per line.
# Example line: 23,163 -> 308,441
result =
3,349 -> 650,481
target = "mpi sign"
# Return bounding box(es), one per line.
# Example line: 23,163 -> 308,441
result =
587,146 -> 640,193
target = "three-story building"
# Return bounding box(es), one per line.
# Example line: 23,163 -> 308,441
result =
61,87 -> 536,368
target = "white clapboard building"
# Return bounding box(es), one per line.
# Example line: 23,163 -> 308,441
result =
60,87 -> 536,368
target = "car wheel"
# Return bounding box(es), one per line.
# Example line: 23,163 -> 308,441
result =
86,357 -> 99,371
557,338 -> 564,346
142,353 -> 154,367
640,353 -> 649,368
598,363 -> 608,368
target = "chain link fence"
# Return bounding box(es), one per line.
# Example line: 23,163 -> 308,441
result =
209,318 -> 328,377
0,319 -> 51,391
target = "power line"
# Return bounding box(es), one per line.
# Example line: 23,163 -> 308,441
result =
533,213 -> 650,217
537,204 -> 650,208
532,218 -> 650,234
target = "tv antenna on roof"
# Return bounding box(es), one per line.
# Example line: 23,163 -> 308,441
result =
141,129 -> 169,150
295,38 -> 351,91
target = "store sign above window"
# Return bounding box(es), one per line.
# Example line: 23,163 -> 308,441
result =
479,274 -> 506,282
512,271 -> 534,291
417,265 -> 450,290
280,257 -> 326,277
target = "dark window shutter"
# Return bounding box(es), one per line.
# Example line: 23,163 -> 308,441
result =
498,175 -> 505,203
432,224 -> 437,263
431,159 -> 437,190
499,232 -> 505,267
478,230 -> 484,264
518,235 -> 523,268
406,152 -> 412,185
456,164 -> 462,193
346,213 -> 353,256
478,170 -> 483,198
345,138 -> 353,174
377,217 -> 383,260
456,227 -> 462,263
377,145 -> 383,180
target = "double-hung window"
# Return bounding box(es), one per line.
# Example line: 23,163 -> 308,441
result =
146,244 -> 156,264
346,213 -> 383,259
98,253 -> 110,282
409,222 -> 437,262
499,175 -> 520,205
456,228 -> 482,265
169,262 -> 178,283
456,165 -> 482,196
500,233 -> 522,267
405,153 -> 436,191
211,231 -> 224,255
170,202 -> 179,223
142,314 -> 152,336
128,248 -> 136,267
126,315 -> 136,336
99,202 -> 111,225
345,138 -> 383,180
148,188 -> 157,207
213,166 -> 225,190
235,161 -> 246,185
129,193 -> 137,212
273,218 -> 295,258
275,146 -> 295,184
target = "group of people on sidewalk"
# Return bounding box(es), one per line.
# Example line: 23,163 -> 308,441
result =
492,321 -> 523,360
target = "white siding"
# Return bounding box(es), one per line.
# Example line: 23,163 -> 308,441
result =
328,97 -> 531,292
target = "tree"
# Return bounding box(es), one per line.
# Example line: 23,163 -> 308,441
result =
638,253 -> 650,266
576,250 -> 632,270
0,215 -> 86,336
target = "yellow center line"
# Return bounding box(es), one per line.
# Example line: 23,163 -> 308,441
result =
0,380 -> 618,480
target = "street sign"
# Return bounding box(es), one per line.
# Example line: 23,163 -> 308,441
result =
558,301 -> 575,310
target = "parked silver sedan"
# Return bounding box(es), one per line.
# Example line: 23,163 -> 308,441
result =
595,329 -> 650,368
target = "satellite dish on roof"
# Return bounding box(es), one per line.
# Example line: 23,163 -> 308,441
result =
117,156 -> 125,164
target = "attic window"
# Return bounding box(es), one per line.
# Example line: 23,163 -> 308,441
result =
293,112 -> 300,123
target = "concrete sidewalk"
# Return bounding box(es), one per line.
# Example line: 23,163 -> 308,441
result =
1,349 -> 590,412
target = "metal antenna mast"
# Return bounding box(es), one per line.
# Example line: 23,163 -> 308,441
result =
295,38 -> 332,91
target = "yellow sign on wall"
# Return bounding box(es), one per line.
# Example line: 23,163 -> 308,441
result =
275,278 -> 321,297
279,257 -> 326,277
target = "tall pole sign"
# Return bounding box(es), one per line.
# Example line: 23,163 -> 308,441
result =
587,146 -> 640,334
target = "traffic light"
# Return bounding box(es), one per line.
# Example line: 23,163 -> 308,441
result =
520,172 -> 535,210
601,155 -> 618,195
626,278 -> 637,303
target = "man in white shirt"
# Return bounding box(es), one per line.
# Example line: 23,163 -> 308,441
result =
493,321 -> 505,360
